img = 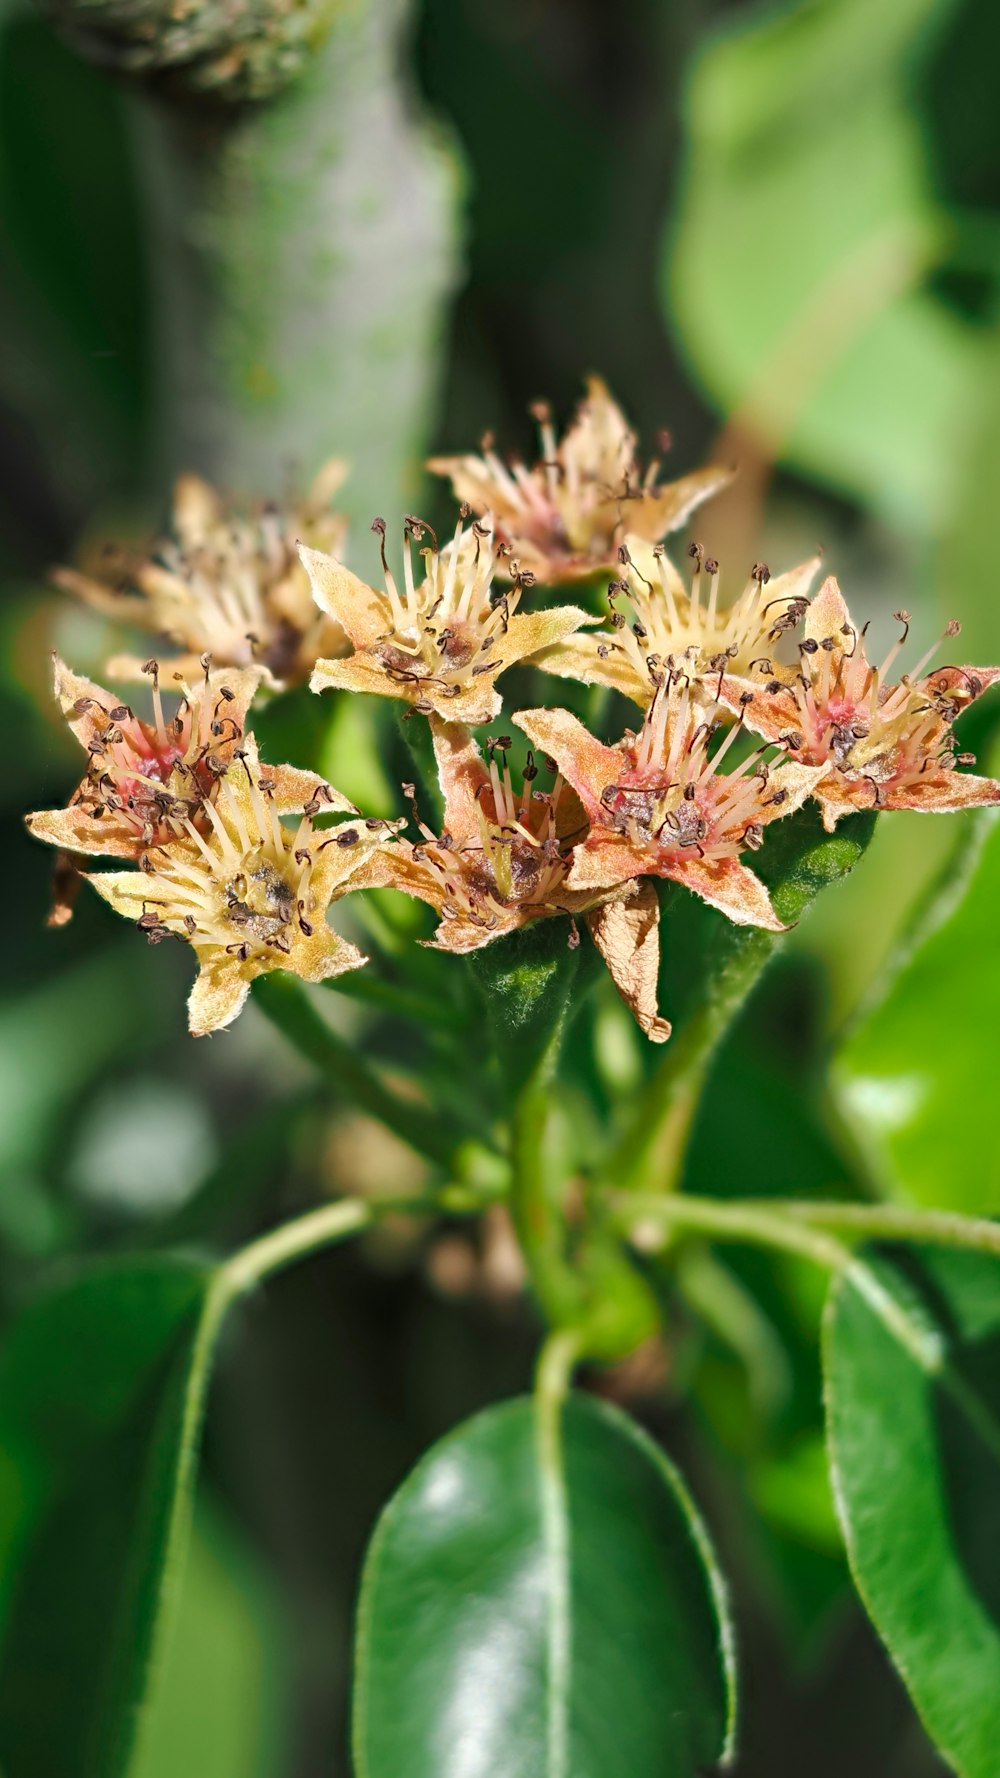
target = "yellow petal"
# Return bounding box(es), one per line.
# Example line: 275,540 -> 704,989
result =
625,464 -> 736,543
26,805 -> 142,860
173,473 -> 224,544
292,926 -> 368,984
265,761 -> 357,816
298,547 -> 389,648
52,656 -> 116,752
805,575 -> 853,647
498,605 -> 596,670
188,952 -> 253,1036
586,881 -> 670,1043
528,632 -> 649,705
84,868 -> 151,918
761,761 -> 828,824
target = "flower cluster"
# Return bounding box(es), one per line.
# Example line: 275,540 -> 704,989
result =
33,381 -> 1000,1038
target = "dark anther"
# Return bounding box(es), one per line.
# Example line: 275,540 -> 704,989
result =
523,750 -> 538,782
751,562 -> 771,584
335,828 -> 359,846
142,658 -> 159,679
705,557 -> 719,576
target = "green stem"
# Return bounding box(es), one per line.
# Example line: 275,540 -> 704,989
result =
254,973 -> 456,1168
618,1191 -> 1000,1261
510,1042 -> 585,1328
611,1190 -> 1000,1366
534,1330 -> 581,1778
615,1193 -> 852,1272
768,1198 -> 1000,1256
222,1196 -> 372,1295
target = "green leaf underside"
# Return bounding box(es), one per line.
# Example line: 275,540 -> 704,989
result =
824,1244 -> 1000,1778
353,1393 -> 736,1778
0,1257 -> 223,1778
835,810 -> 1000,1211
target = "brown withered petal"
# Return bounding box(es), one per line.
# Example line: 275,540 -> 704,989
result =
586,882 -> 671,1043
428,377 -> 732,585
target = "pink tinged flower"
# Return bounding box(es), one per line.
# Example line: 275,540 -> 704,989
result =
532,540 -> 820,708
359,719 -> 671,1041
303,517 -> 595,724
426,377 -> 733,585
84,737 -> 400,1036
26,655 -> 266,864
718,575 -> 1000,830
54,462 -> 350,690
514,681 -> 822,931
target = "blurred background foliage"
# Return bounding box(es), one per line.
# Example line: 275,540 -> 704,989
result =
3,0 -> 1000,1771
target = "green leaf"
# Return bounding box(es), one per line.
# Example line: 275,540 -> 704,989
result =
472,918 -> 598,1096
132,1499 -> 290,1778
0,1197 -> 367,1778
0,1257 -> 226,1778
611,804 -> 876,1191
667,0 -> 973,525
824,1244 -> 1000,1778
834,811 -> 1000,1211
353,1392 -> 737,1778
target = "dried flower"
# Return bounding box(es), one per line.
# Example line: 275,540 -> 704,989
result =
55,462 -> 350,689
718,577 -> 1000,829
427,378 -> 732,585
304,517 -> 594,724
532,540 -> 820,709
361,719 -> 670,1040
515,678 -> 821,929
26,655 -> 263,863
84,737 -> 399,1035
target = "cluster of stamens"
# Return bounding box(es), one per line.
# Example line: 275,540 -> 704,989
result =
135,766 -> 387,961
74,659 -> 243,847
599,676 -> 790,863
369,516 -> 534,711
404,742 -> 575,933
602,544 -> 808,696
764,612 -> 977,791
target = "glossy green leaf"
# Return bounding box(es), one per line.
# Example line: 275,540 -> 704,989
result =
353,1392 -> 736,1778
0,1257 -> 226,1778
835,811 -> 1000,1211
824,1244 -> 1000,1777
